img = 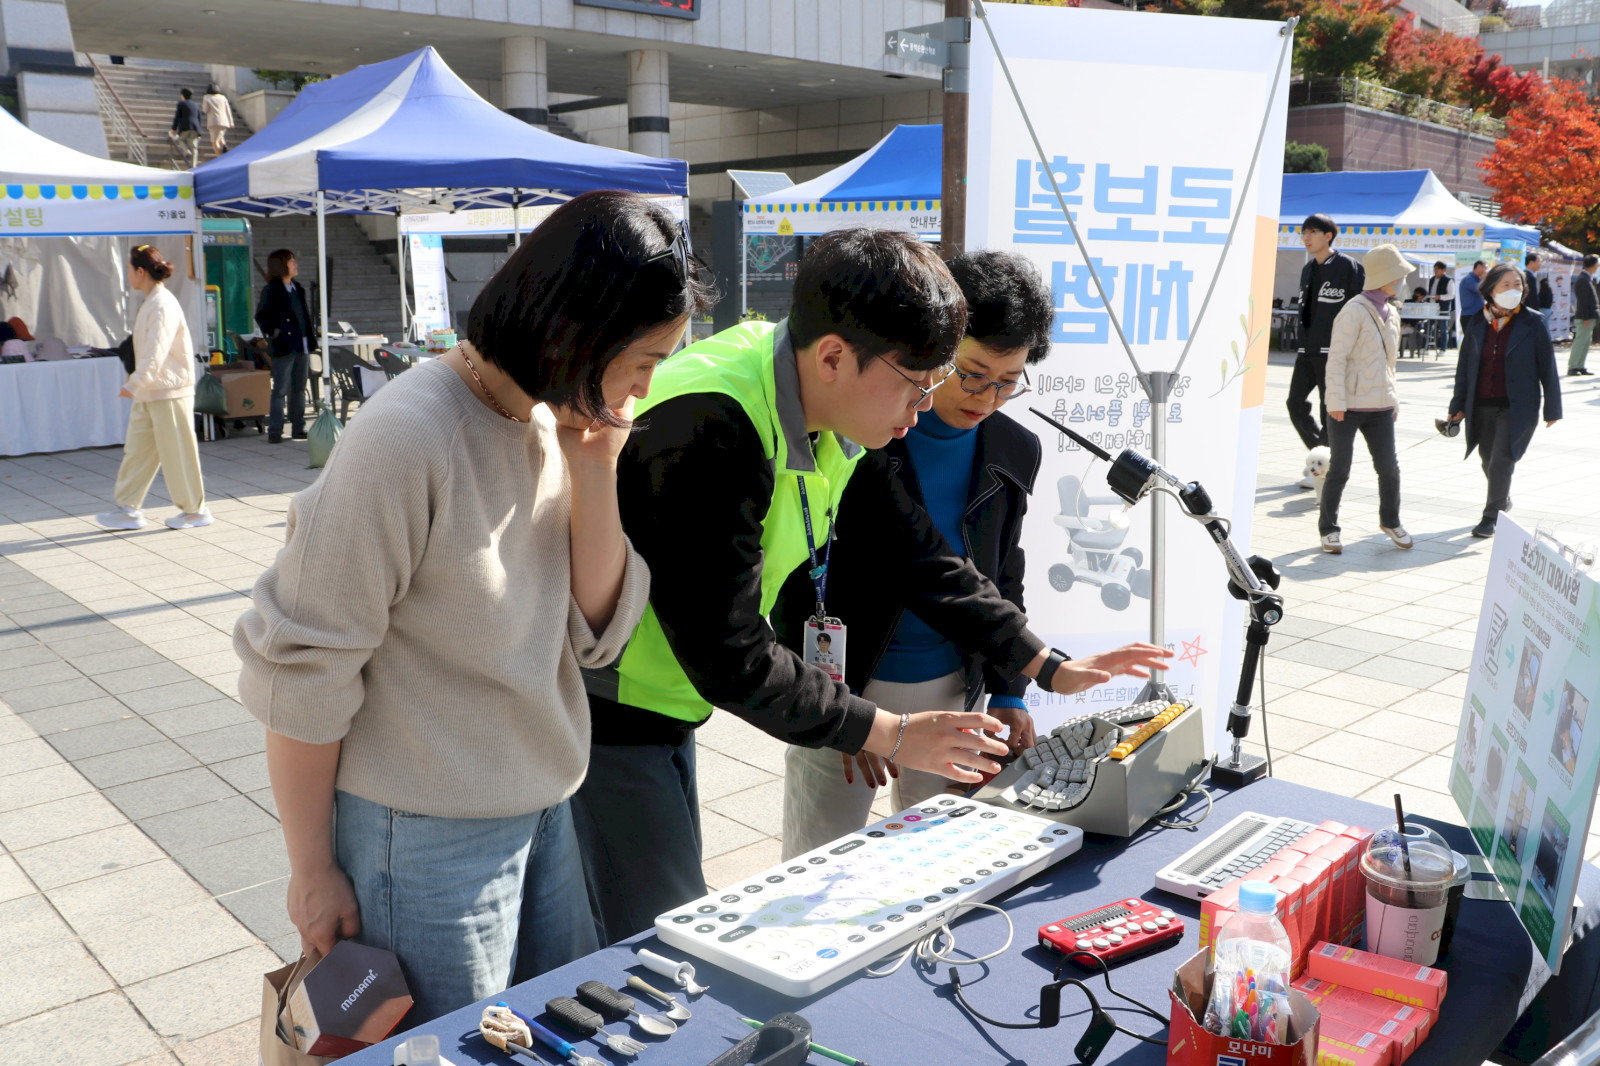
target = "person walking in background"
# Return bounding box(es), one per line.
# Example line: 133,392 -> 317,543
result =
1459,260 -> 1487,320
170,88 -> 201,168
1426,261 -> 1455,351
1569,254 -> 1598,377
96,245 -> 211,532
1448,263 -> 1563,539
1290,213 -> 1364,487
200,84 -> 233,157
255,249 -> 314,443
1524,254 -> 1554,316
1318,244 -> 1412,556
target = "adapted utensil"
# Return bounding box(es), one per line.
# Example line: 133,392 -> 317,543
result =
478,1005 -> 550,1064
576,980 -> 677,1036
626,975 -> 692,1021
636,947 -> 709,995
546,996 -> 647,1056
492,1002 -> 606,1066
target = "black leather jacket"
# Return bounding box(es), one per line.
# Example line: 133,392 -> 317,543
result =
774,408 -> 1042,710
254,279 -> 315,359
1298,250 -> 1365,358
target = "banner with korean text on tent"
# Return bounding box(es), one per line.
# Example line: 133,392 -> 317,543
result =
968,5 -> 1290,745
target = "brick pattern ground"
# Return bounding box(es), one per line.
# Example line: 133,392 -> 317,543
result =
0,350 -> 1596,1064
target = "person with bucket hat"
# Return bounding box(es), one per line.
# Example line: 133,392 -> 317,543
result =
1318,243 -> 1412,555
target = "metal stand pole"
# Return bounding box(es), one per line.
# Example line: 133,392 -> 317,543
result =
396,215 -> 409,342
316,190 -> 332,408
739,212 -> 748,320
1139,370 -> 1176,704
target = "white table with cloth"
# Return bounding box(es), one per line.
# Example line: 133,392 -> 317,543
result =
0,357 -> 132,456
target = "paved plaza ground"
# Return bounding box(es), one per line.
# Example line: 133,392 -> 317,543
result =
0,349 -> 1595,1065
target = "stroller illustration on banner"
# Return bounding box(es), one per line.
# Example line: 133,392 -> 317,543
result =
1046,475 -> 1153,611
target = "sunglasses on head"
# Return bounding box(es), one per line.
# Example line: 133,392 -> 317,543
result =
644,221 -> 693,287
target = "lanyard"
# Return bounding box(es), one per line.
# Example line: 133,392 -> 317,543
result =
797,475 -> 831,620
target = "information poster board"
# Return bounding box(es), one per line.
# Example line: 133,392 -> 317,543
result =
1450,516 -> 1600,973
967,5 -> 1289,742
407,233 -> 450,336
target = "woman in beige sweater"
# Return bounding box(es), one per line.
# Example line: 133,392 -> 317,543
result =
1318,242 -> 1412,555
235,192 -> 711,1025
96,245 -> 211,531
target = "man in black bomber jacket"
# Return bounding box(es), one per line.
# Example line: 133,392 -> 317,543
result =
1291,213 -> 1364,471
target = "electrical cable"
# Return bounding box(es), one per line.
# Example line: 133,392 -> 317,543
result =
947,948 -> 1169,1046
1154,760 -> 1215,830
1259,644 -> 1274,777
865,902 -> 1014,979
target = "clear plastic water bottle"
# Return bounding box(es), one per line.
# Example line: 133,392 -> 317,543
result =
1203,880 -> 1293,1044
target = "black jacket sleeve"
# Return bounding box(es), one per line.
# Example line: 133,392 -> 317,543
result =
843,451 -> 1046,681
1533,319 -> 1564,422
1451,319 -> 1479,418
617,393 -> 878,753
987,491 -> 1033,700
254,283 -> 279,336
1540,277 -> 1554,311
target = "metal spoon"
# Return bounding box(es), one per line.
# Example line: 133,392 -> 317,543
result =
575,981 -> 676,1037
626,975 -> 692,1022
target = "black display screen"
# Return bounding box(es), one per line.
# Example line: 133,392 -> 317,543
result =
575,0 -> 699,19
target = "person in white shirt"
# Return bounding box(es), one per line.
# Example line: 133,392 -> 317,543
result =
200,84 -> 234,158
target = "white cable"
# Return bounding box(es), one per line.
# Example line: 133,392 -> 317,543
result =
865,902 -> 1014,979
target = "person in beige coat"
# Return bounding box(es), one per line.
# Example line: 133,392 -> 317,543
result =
200,84 -> 233,157
96,245 -> 212,531
1318,243 -> 1412,555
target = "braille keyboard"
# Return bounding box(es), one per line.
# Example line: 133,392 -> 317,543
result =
1153,811 -> 1314,899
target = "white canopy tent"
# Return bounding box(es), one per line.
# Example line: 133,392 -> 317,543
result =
0,107 -> 204,351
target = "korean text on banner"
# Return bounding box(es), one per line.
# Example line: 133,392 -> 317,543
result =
966,6 -> 1290,742
1450,516 -> 1600,974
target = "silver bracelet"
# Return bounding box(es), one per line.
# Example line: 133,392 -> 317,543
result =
888,712 -> 910,762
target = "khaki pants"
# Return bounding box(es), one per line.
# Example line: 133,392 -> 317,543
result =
177,130 -> 199,167
114,397 -> 206,515
781,671 -> 968,860
1570,319 -> 1594,371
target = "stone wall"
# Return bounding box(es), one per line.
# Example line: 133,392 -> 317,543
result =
1287,104 -> 1497,199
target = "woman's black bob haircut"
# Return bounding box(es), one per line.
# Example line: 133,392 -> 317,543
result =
467,190 -> 715,425
946,250 -> 1055,364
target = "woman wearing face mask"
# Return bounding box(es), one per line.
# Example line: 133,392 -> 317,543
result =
1318,244 -> 1412,555
1448,262 -> 1562,539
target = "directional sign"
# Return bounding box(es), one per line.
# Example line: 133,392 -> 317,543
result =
885,30 -> 947,65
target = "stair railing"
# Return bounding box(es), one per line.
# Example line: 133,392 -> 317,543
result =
85,54 -> 150,167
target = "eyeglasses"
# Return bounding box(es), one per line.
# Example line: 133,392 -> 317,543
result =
645,221 -> 693,287
951,364 -> 1032,402
877,357 -> 955,406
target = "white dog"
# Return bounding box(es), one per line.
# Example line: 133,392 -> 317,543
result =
1303,446 -> 1331,502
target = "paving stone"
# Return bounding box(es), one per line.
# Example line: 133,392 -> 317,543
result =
1271,640 -> 1375,672
14,823 -> 166,890
1309,673 -> 1414,711
248,787 -> 278,818
267,933 -> 300,964
1268,753 -> 1384,798
44,716 -> 163,760
701,807 -> 766,860
74,741 -> 200,789
0,892 -> 75,959
170,1018 -> 258,1066
141,700 -> 253,740
0,643 -> 58,671
1344,709 -> 1462,754
703,836 -> 784,893
21,696 -> 136,734
118,680 -> 229,715
137,795 -> 278,856
0,937 -> 114,1024
0,991 -> 164,1066
47,858 -> 210,933
125,944 -> 282,1043
2,676 -> 109,712
173,722 -> 265,765
216,878 -> 294,942
78,898 -> 259,986
93,661 -> 205,696
0,790 -> 125,850
0,657 -> 79,691
708,779 -> 786,837
63,645 -> 169,677
208,752 -> 267,793
1344,655 -> 1458,689
175,828 -> 290,895
0,735 -> 63,776
1266,690 -> 1375,730
43,630 -> 143,659
1296,732 -> 1430,779
0,762 -> 93,813
103,768 -> 238,821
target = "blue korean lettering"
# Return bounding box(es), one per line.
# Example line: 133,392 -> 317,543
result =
1107,399 -> 1123,427
1013,157 -> 1086,244
1088,164 -> 1159,243
1051,259 -> 1118,344
1164,166 -> 1233,244
1126,261 -> 1195,344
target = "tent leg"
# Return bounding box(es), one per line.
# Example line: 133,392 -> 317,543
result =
739,213 -> 747,320
317,191 -> 332,410
397,218 -> 409,343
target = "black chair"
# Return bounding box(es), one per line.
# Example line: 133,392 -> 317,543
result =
374,346 -> 414,380
328,345 -> 383,421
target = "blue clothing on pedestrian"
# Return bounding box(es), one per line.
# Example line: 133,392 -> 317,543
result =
873,410 -> 1025,710
1459,271 -> 1485,318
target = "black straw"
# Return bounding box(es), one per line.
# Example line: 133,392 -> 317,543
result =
1395,793 -> 1415,909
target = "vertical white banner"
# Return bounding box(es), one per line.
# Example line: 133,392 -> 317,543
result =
968,5 -> 1290,746
407,233 -> 451,335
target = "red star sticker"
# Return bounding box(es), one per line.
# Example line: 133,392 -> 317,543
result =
1178,636 -> 1207,667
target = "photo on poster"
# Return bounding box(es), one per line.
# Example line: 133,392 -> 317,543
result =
1043,472 -> 1152,614
1483,604 -> 1509,680
1513,639 -> 1543,720
803,620 -> 845,682
1551,682 -> 1588,776
1460,706 -> 1481,776
1482,732 -> 1509,810
1502,768 -> 1535,863
1531,798 -> 1573,909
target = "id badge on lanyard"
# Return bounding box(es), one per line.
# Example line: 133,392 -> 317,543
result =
798,475 -> 846,682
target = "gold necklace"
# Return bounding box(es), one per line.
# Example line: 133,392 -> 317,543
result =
459,347 -> 523,423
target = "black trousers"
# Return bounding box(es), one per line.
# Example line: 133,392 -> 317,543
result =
570,733 -> 705,946
1287,352 -> 1329,449
1474,402 -> 1517,524
1319,410 -> 1401,536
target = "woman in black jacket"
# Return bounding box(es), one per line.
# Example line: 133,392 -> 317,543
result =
254,248 -> 315,443
1448,262 -> 1562,538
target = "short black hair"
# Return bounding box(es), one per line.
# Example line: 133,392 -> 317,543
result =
816,633 -> 831,645
1527,253 -> 1542,267
1433,261 -> 1448,271
1584,255 -> 1598,270
1474,260 -> 1487,269
180,87 -> 192,99
1301,213 -> 1338,238
467,190 -> 714,426
266,248 -> 295,281
788,228 -> 966,373
945,250 -> 1054,365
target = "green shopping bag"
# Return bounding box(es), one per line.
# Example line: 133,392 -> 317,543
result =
306,402 -> 343,469
194,372 -> 229,417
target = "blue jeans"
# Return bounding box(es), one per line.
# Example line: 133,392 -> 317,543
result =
270,351 -> 309,437
333,790 -> 599,1027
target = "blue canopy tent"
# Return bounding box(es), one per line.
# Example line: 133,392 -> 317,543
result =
1277,170 -> 1540,253
194,46 -> 688,404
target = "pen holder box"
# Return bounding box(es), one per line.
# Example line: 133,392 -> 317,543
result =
1168,951 -> 1320,1066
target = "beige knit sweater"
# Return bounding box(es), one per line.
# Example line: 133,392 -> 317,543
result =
234,358 -> 649,819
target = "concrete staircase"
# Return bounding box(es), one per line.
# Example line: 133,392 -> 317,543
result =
248,214 -> 406,341
89,57 -> 255,169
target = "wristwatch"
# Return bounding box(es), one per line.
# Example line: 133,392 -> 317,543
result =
1034,647 -> 1072,693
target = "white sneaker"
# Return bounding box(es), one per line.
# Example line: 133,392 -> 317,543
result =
1380,525 -> 1414,549
95,506 -> 147,531
1321,532 -> 1342,554
164,507 -> 214,530
1298,475 -> 1316,490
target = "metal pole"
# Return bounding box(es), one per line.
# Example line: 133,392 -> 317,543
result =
941,0 -> 971,257
512,191 -> 521,248
740,209 -> 748,320
1140,370 -> 1175,703
396,213 -> 409,342
316,190 -> 332,406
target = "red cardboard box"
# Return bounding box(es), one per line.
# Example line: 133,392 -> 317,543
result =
1293,977 -> 1432,1063
1297,830 -> 1338,854
1317,1016 -> 1394,1066
1312,844 -> 1353,943
1199,879 -> 1242,954
1167,950 -> 1320,1066
1296,855 -> 1334,948
1319,820 -> 1351,837
1274,874 -> 1310,976
1306,942 -> 1447,1010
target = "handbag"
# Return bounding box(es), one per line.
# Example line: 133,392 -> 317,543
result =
260,952 -> 337,1066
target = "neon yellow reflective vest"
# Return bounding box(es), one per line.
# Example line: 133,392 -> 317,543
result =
610,319 -> 864,723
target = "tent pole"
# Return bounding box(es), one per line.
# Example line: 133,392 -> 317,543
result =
317,190 -> 332,407
397,212 -> 409,343
739,209 -> 747,320
512,191 -> 521,248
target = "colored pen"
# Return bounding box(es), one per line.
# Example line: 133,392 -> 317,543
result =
739,1017 -> 871,1066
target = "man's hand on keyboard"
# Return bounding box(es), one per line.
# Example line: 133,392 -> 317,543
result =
987,703 -> 1037,754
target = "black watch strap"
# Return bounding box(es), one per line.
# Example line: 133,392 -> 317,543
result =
1034,647 -> 1072,693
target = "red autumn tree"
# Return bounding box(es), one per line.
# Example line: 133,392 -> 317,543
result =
1465,52 -> 1548,116
1481,78 -> 1600,247
1377,13 -> 1484,104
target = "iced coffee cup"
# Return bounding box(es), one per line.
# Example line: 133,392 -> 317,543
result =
1361,831 -> 1455,966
